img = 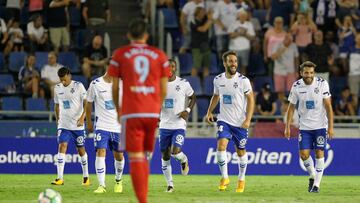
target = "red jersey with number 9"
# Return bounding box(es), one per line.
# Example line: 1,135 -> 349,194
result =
108,43 -> 170,117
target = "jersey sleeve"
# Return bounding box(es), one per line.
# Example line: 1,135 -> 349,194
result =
86,81 -> 95,102
243,78 -> 252,95
185,81 -> 194,97
288,85 -> 298,104
53,86 -> 59,104
108,50 -> 122,78
79,83 -> 87,101
321,80 -> 331,99
213,77 -> 219,95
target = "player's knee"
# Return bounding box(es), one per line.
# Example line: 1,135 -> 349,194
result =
162,151 -> 171,161
171,147 -> 181,155
299,153 -> 310,160
114,152 -> 124,161
315,150 -> 324,159
58,143 -> 67,153
77,147 -> 86,156
236,149 -> 246,157
96,148 -> 106,157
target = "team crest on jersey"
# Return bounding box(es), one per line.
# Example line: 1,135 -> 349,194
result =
314,87 -> 319,94
233,82 -> 238,89
70,88 -> 75,94
176,85 -> 181,91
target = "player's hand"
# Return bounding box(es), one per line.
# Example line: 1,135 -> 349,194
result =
178,111 -> 189,120
241,119 -> 251,129
327,127 -> 334,140
206,112 -> 215,124
284,126 -> 291,140
77,118 -> 84,127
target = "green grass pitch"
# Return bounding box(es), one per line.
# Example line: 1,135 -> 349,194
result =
0,174 -> 359,203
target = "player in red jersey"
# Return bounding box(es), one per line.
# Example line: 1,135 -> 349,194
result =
108,18 -> 169,203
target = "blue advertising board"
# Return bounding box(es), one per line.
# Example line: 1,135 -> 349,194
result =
0,138 -> 359,175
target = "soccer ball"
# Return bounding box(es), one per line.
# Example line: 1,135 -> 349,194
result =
38,189 -> 62,203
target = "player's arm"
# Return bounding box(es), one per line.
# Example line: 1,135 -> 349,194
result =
55,103 -> 59,126
77,100 -> 86,127
85,101 -> 93,133
111,76 -> 121,123
206,94 -> 220,124
178,93 -> 196,120
242,91 -> 255,129
160,77 -> 168,104
284,103 -> 296,140
324,97 -> 334,139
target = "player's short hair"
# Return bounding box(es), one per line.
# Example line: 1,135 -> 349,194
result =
222,50 -> 237,62
168,58 -> 176,66
57,67 -> 70,77
128,18 -> 148,39
299,61 -> 316,71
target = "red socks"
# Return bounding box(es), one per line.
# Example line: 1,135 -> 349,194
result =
129,157 -> 149,203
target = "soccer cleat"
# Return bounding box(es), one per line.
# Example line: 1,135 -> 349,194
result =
235,180 -> 245,193
94,186 -> 106,194
310,186 -> 320,193
82,177 -> 90,186
114,180 -> 123,193
181,161 -> 189,175
218,178 -> 230,191
166,186 -> 174,193
308,178 -> 314,192
51,178 -> 64,185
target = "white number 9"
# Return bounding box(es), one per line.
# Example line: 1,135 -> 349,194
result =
134,56 -> 149,83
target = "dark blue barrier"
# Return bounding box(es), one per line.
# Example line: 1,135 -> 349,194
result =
0,138 -> 359,175
0,121 -> 57,137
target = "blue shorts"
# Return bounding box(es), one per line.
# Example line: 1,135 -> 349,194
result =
298,128 -> 327,150
217,121 -> 248,149
94,130 -> 121,152
57,128 -> 86,147
159,129 -> 186,152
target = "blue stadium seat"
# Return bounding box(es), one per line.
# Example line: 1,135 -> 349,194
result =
196,98 -> 209,121
2,97 -> 22,110
329,76 -> 347,100
203,75 -> 215,96
49,99 -> 55,111
9,52 -> 27,72
160,8 -> 178,29
248,53 -> 266,76
26,98 -> 47,111
0,52 -> 5,72
35,52 -> 49,71
178,53 -> 193,75
253,76 -> 274,92
0,74 -> 15,92
58,52 -> 80,73
72,75 -> 88,88
69,6 -> 81,27
183,76 -> 202,95
210,53 -> 220,75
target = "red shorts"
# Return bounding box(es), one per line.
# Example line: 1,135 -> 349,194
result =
120,117 -> 158,153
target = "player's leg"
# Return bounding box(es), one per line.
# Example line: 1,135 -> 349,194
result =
298,130 -> 316,192
111,132 -> 125,193
233,127 -> 249,193
159,129 -> 174,192
311,129 -> 327,193
216,121 -> 231,191
93,130 -> 109,193
51,129 -> 70,185
74,130 -> 89,186
170,129 -> 188,176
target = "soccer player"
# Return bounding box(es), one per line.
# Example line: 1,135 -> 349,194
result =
51,67 -> 90,186
284,61 -> 334,193
108,19 -> 169,203
86,70 -> 125,194
205,50 -> 255,193
159,59 -> 196,192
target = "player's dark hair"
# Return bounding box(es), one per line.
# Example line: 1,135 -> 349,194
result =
222,50 -> 237,62
299,61 -> 316,71
128,18 -> 148,40
168,58 -> 176,66
57,67 -> 70,77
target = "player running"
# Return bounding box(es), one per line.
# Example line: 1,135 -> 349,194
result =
51,67 -> 90,186
109,18 -> 170,203
285,61 -> 334,193
206,50 -> 255,193
159,59 -> 196,192
86,70 -> 125,194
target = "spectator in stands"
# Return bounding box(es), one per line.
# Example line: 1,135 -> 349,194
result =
145,0 -> 174,22
5,0 -> 23,27
268,0 -> 294,28
335,86 -> 356,116
338,15 -> 356,58
254,0 -> 270,9
180,0 -> 205,54
47,0 -> 70,53
18,54 -> 41,98
304,30 -> 334,81
212,0 -> 237,60
290,12 -> 317,61
235,0 -> 254,10
190,7 -> 213,78
256,83 -> 278,122
82,35 -> 108,80
41,52 -> 63,98
228,8 -> 255,74
8,20 -> 24,52
336,0 -> 358,28
271,33 -> 299,98
82,0 -> 110,35
29,0 -> 45,16
27,14 -> 50,52
294,0 -> 311,14
311,0 -> 338,33
325,31 -> 339,60
0,17 -> 11,56
248,10 -> 262,38
248,38 -> 265,77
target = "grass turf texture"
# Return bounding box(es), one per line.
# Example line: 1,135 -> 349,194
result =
0,175 -> 359,203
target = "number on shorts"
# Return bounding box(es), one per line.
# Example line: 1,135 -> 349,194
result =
134,56 -> 149,83
94,133 -> 102,141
